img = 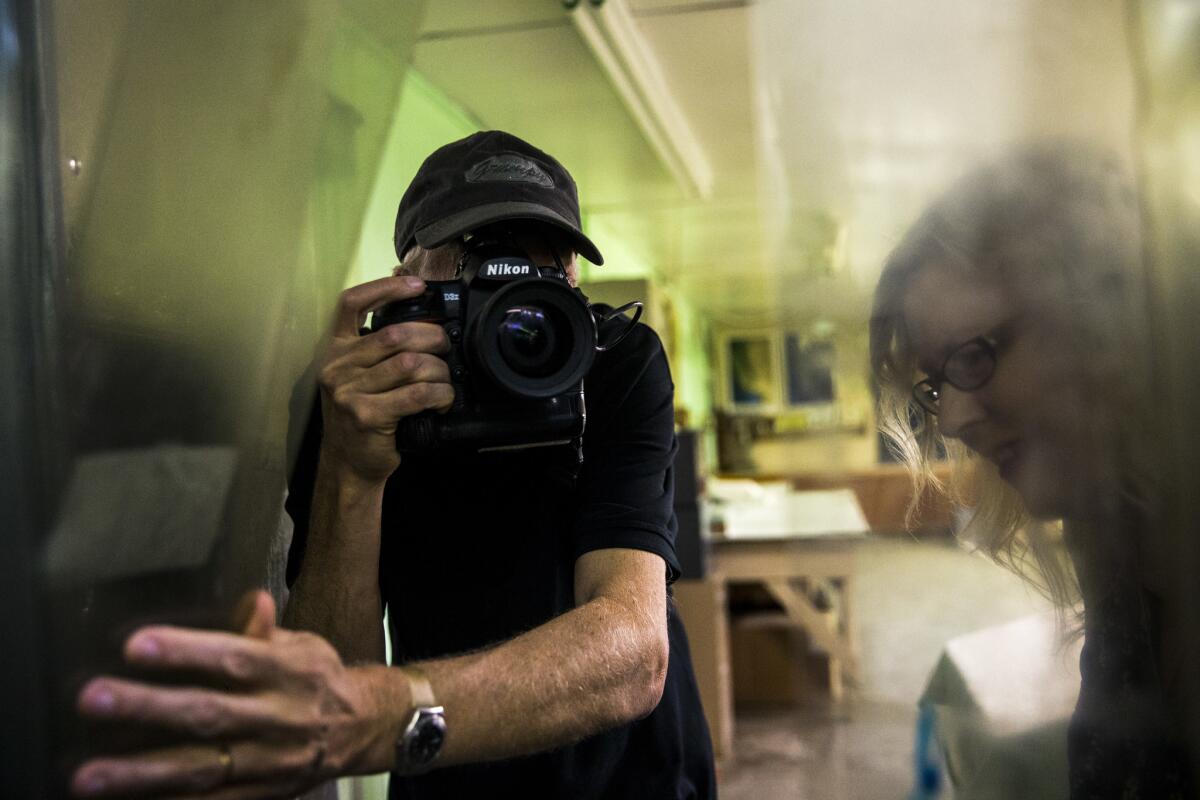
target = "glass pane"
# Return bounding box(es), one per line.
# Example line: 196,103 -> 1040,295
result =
10,0 -> 1200,797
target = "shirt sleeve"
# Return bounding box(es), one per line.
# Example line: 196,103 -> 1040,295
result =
571,324 -> 681,583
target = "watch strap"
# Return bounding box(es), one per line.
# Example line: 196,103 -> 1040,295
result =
394,664 -> 445,775
399,663 -> 438,709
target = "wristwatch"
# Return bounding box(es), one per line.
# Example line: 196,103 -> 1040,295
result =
394,664 -> 446,775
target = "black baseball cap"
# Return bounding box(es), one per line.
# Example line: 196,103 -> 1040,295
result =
393,130 -> 604,265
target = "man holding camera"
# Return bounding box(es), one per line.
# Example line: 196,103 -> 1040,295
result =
71,131 -> 715,799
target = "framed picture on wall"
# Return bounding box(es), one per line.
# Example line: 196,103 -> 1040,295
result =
718,331 -> 782,413
717,329 -> 838,416
784,332 -> 836,405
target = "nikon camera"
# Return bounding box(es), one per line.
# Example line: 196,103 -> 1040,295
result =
367,237 -> 637,454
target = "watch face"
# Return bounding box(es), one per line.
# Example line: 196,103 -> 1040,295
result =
407,711 -> 447,765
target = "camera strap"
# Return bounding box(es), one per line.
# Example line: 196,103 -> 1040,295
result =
592,301 -> 644,352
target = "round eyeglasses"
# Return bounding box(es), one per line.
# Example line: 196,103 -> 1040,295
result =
912,336 -> 997,415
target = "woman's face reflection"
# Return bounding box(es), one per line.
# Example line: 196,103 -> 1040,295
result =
902,264 -> 1097,520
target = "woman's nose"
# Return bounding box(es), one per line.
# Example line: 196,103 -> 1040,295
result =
936,384 -> 988,441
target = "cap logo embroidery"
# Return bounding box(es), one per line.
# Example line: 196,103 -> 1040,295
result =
465,154 -> 554,188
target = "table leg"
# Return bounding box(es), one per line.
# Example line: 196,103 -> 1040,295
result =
763,576 -> 856,700
839,574 -> 861,686
672,578 -> 735,761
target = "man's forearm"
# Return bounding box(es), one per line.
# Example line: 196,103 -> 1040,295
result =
283,452 -> 387,664
417,593 -> 668,765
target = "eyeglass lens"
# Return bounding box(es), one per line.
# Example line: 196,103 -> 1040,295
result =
943,339 -> 995,390
912,338 -> 996,414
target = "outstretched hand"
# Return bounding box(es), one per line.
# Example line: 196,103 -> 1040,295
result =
72,591 -> 402,799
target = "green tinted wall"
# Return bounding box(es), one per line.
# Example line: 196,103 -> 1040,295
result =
349,70 -> 481,286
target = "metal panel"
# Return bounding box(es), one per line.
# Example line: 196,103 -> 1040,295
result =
0,0 -> 55,792
2,1 -> 425,792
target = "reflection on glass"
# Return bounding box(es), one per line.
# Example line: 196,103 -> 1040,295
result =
872,142 -> 1190,796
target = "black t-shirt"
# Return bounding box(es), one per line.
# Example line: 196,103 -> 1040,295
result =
286,321 -> 716,800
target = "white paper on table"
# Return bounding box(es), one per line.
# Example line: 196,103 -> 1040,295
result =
711,487 -> 870,539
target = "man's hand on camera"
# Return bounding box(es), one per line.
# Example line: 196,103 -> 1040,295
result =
317,275 -> 453,484
72,592 -> 406,799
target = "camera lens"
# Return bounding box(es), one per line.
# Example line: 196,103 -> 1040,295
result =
498,306 -> 559,376
472,279 -> 596,398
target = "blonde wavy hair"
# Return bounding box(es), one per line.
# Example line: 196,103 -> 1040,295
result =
870,142 -> 1153,610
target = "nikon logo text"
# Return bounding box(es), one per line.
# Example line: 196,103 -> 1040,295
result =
484,262 -> 533,277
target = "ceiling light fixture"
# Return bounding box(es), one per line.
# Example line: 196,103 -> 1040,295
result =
568,0 -> 714,199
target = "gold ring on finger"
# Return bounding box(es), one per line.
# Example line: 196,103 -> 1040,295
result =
216,742 -> 234,783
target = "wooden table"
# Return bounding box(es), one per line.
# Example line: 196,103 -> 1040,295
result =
714,534 -> 862,700
673,489 -> 866,762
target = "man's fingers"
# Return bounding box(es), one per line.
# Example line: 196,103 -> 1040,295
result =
240,591 -> 275,641
71,740 -> 321,798
72,743 -> 229,797
352,382 -> 457,427
332,275 -> 426,338
352,351 -> 452,395
77,678 -> 300,738
372,320 -> 452,357
120,627 -> 278,683
344,321 -> 452,367
171,739 -> 327,798
319,323 -> 450,400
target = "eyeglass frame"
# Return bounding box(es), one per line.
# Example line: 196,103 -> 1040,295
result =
911,335 -> 998,416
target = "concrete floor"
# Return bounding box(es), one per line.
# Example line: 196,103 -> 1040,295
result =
717,536 -> 1055,800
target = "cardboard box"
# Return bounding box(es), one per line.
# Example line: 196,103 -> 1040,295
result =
729,613 -> 814,706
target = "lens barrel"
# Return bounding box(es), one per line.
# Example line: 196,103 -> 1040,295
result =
470,280 -> 596,398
